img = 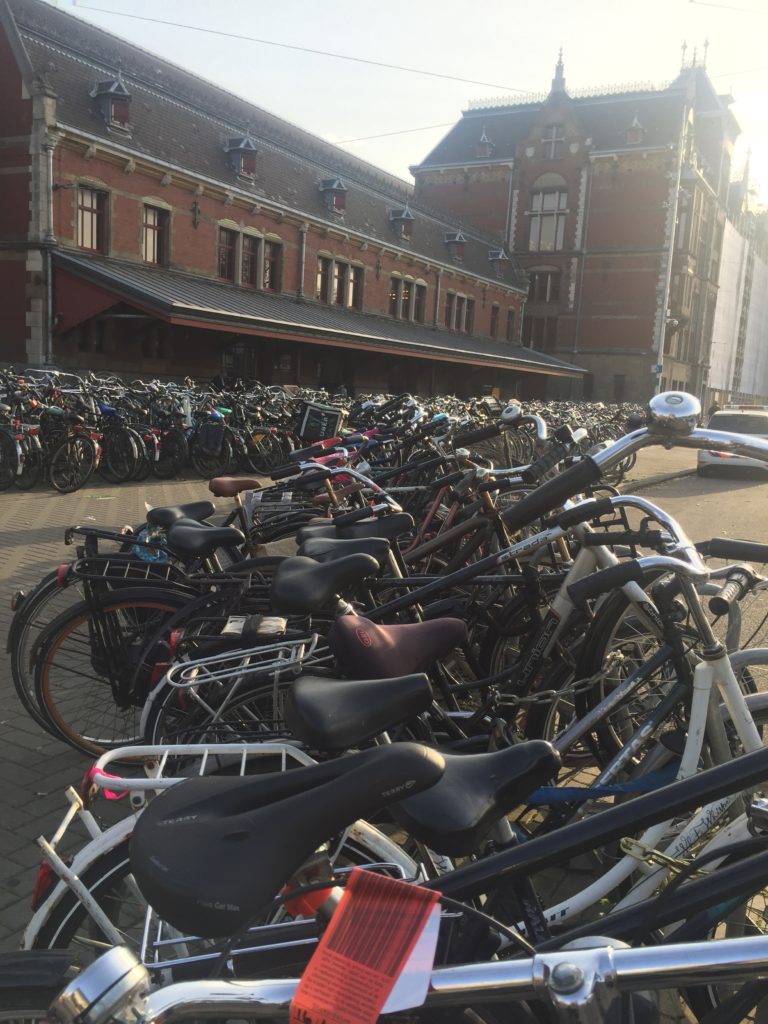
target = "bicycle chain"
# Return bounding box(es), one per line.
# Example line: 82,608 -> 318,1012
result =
497,651 -> 625,708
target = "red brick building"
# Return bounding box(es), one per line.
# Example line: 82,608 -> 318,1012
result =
0,0 -> 583,398
412,55 -> 738,404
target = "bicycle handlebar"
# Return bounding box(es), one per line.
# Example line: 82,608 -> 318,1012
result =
66,933 -> 768,1023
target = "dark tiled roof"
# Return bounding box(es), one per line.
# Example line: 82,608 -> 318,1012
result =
54,251 -> 583,377
414,88 -> 689,170
6,0 -> 526,289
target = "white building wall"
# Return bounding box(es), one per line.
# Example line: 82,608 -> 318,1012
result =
709,221 -> 746,392
742,252 -> 768,399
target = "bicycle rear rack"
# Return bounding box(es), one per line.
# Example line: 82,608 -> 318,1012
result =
164,633 -> 324,689
69,557 -> 188,586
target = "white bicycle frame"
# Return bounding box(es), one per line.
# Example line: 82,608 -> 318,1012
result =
23,742 -> 418,963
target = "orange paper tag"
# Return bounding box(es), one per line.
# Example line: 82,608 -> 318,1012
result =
290,868 -> 439,1024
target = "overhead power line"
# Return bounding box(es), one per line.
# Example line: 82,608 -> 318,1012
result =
689,0 -> 768,12
338,123 -> 455,144
73,4 -> 536,95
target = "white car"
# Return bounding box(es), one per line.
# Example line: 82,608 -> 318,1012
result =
698,408 -> 768,475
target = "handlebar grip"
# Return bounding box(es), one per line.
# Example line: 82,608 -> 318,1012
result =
478,477 -> 517,495
270,463 -> 301,480
331,507 -> 379,528
708,570 -> 753,616
288,444 -> 325,462
501,456 -> 602,533
581,530 -> 666,551
428,470 -> 464,490
453,422 -> 502,447
568,560 -> 646,605
705,538 -> 768,563
553,498 -> 615,529
292,469 -> 332,488
520,442 -> 570,484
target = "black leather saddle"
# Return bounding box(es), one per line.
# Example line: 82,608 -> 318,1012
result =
166,523 -> 245,559
340,513 -> 414,542
297,536 -> 391,568
269,554 -> 379,615
393,741 -> 560,857
295,512 -> 415,546
130,743 -> 444,938
283,672 -> 433,750
329,615 -> 467,678
146,501 -> 216,529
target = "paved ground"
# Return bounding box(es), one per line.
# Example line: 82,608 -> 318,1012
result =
0,446 -> 763,954
0,474 -> 217,948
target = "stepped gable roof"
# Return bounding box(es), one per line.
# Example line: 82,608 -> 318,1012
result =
6,0 -> 526,291
414,86 -> 689,170
54,251 -> 583,377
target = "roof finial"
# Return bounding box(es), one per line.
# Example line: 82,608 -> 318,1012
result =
680,40 -> 687,70
702,37 -> 709,68
691,45 -> 698,68
551,49 -> 566,93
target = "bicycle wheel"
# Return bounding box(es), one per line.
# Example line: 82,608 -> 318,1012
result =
153,427 -> 187,479
100,427 -> 138,483
14,436 -> 42,490
0,429 -> 18,490
571,584 -> 704,764
130,427 -> 154,482
48,435 -> 97,494
34,589 -> 189,755
190,436 -> 232,478
9,571 -> 88,732
143,676 -> 294,745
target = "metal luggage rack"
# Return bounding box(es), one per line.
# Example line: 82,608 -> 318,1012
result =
44,742 -> 415,977
164,632 -> 327,690
91,740 -> 316,793
69,556 -> 188,585
137,859 -> 413,975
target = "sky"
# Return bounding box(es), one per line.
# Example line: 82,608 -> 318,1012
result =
54,0 -> 768,206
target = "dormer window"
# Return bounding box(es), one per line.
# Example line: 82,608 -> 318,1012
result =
444,231 -> 466,262
319,177 -> 348,215
489,249 -> 509,278
225,137 -> 258,179
389,205 -> 414,241
475,129 -> 494,160
625,114 -> 646,146
90,74 -> 132,133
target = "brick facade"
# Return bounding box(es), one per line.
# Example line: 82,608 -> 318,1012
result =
413,58 -> 737,405
0,0 -> 586,397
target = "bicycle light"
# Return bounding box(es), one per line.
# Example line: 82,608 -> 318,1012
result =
51,946 -> 150,1024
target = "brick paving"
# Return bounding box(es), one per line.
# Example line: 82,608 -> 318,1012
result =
0,474 -> 216,949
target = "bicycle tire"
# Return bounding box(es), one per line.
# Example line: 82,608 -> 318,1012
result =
100,426 -> 138,483
0,429 -> 18,490
130,426 -> 154,482
9,570 -> 88,733
190,435 -> 233,478
14,436 -> 42,490
143,676 -> 295,746
48,435 -> 97,494
0,988 -> 67,1020
153,427 -> 187,479
33,589 -> 190,755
